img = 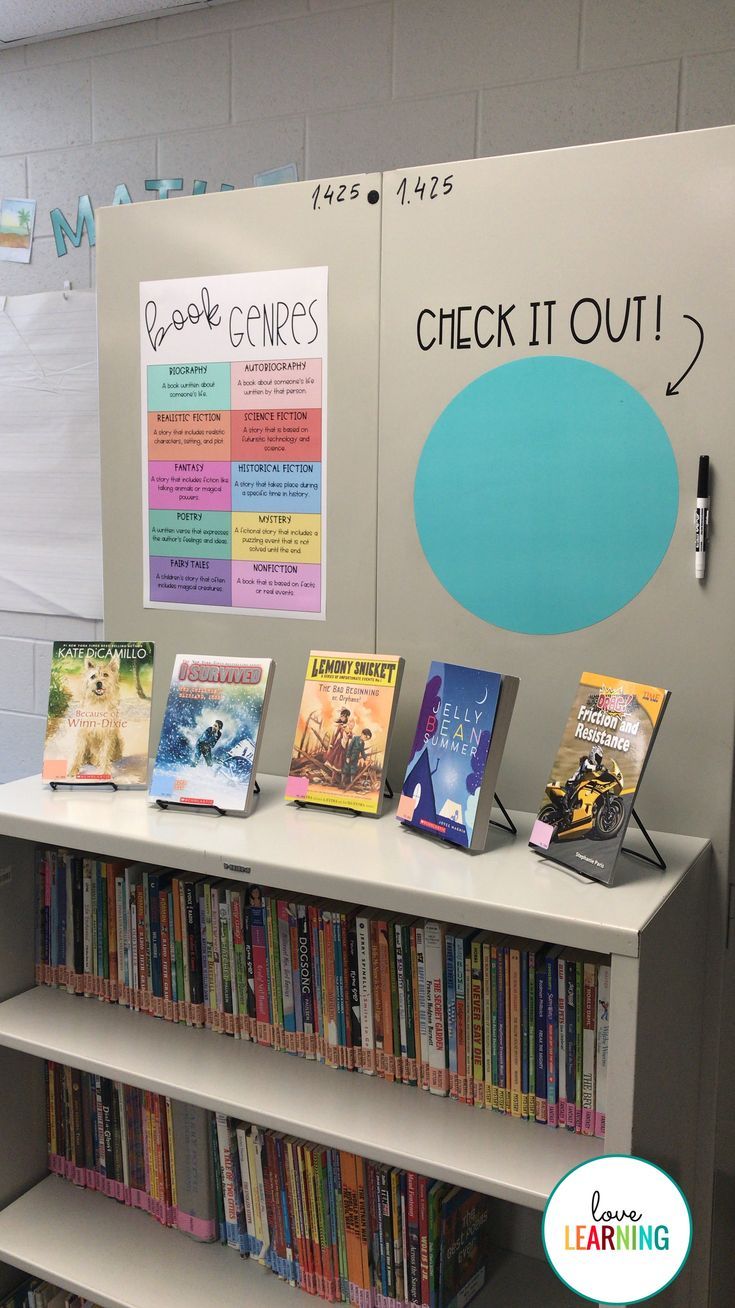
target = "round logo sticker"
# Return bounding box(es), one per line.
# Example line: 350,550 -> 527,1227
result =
542,1155 -> 692,1304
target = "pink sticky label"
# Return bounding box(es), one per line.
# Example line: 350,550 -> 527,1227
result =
285,775 -> 309,799
531,819 -> 555,850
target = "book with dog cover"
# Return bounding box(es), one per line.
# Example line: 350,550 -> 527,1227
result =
397,661 -> 519,852
42,642 -> 154,788
529,672 -> 670,886
285,651 -> 404,815
149,655 -> 274,815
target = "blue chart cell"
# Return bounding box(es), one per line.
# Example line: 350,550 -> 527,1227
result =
414,356 -> 679,635
232,460 -> 322,513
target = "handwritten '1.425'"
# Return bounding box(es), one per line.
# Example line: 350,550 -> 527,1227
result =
311,181 -> 361,210
396,174 -> 454,205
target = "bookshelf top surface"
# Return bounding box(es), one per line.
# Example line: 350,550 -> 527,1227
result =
0,773 -> 710,956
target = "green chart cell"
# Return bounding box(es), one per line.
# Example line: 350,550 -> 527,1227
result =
149,509 -> 232,560
147,361 -> 231,412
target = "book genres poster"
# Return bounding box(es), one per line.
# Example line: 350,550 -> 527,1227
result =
140,266 -> 327,617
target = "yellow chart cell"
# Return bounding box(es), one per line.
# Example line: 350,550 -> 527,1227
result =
232,512 -> 321,564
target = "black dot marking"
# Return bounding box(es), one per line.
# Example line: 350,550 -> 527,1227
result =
367,190 -> 380,205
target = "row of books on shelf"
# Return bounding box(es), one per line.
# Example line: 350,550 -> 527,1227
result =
0,1282 -> 97,1308
46,1060 -> 491,1308
42,642 -> 669,881
36,850 -> 610,1135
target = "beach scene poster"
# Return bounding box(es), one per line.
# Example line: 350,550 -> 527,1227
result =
0,198 -> 36,263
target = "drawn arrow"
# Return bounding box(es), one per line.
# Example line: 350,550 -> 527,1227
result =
666,314 -> 704,395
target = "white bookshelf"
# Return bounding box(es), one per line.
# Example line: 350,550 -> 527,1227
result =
0,775 -> 711,1308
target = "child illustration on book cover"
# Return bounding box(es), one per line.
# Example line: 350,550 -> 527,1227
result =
150,657 -> 269,808
290,686 -> 385,804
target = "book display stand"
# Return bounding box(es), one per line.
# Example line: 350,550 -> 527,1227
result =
48,781 -> 119,793
155,779 -> 262,818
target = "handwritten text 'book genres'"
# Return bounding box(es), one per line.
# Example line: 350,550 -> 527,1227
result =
149,654 -> 274,815
286,651 -> 404,815
397,662 -> 519,852
42,642 -> 154,788
529,671 -> 670,885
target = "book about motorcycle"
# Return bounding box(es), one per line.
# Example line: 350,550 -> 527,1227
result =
397,661 -> 519,852
41,642 -> 154,788
149,655 -> 274,815
285,650 -> 404,815
529,671 -> 670,885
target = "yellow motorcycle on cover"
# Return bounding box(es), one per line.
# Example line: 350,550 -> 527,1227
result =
539,758 -> 626,842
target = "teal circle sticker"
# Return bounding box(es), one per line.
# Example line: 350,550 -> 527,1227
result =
414,357 -> 679,635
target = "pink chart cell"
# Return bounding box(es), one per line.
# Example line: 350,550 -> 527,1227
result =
232,560 -> 321,612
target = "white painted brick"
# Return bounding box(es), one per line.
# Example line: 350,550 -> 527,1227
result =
232,4 -> 392,120
0,47 -> 26,73
0,61 -> 91,154
479,61 -> 679,158
29,138 -> 157,239
680,50 -> 735,130
310,0 -> 383,9
0,157 -> 26,199
157,0 -> 307,41
0,613 -> 99,641
92,35 -> 230,142
394,0 -> 579,98
582,0 -> 735,70
158,118 -> 305,190
0,640 -> 36,714
0,712 -> 46,784
24,18 -> 159,67
34,643 -> 53,716
0,235 -> 90,296
307,92 -> 476,179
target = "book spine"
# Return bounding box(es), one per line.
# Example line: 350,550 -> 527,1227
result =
546,954 -> 559,1128
289,901 -> 304,1056
356,913 -> 375,1074
387,915 -> 402,1084
496,942 -> 507,1113
277,899 -> 296,1054
582,962 -> 597,1136
149,873 -> 162,1016
521,946 -> 530,1120
395,921 -> 409,1084
595,963 -> 611,1138
160,887 -> 173,1021
244,899 -> 256,1041
378,918 -> 394,1082
557,956 -> 567,1127
184,881 -> 204,1026
575,960 -> 583,1133
347,915 -> 362,1071
425,921 -> 448,1096
454,935 -> 467,1106
250,896 -> 271,1046
482,938 -> 493,1111
446,931 -> 458,1099
307,903 -> 323,1062
470,938 -> 483,1108
566,959 -> 577,1131
370,917 -> 384,1077
415,923 -> 429,1091
136,882 -> 148,1014
220,893 -> 235,1036
535,961 -> 547,1123
510,945 -> 522,1118
230,890 -> 249,1040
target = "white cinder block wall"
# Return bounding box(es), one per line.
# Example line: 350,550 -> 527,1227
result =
1,0 -> 735,781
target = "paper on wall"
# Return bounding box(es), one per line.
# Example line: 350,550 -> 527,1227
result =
0,290 -> 103,617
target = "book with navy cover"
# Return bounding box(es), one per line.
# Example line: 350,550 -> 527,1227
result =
529,671 -> 670,885
149,654 -> 274,815
397,662 -> 519,852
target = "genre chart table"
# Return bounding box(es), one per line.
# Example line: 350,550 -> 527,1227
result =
146,357 -> 323,614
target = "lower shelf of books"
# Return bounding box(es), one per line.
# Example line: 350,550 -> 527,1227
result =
0,1176 -> 579,1308
0,987 -> 602,1210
